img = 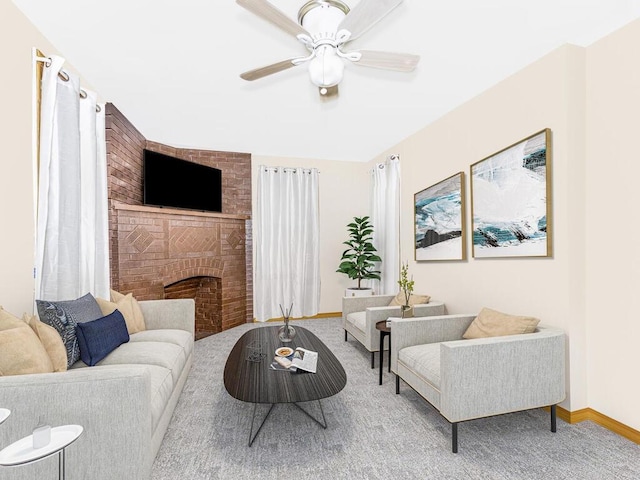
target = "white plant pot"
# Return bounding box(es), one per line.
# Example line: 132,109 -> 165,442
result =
345,287 -> 375,297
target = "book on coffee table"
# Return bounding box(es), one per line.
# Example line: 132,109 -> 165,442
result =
270,347 -> 318,373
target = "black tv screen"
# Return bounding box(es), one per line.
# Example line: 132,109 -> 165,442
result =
143,149 -> 222,213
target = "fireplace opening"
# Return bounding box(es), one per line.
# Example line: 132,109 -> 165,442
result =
165,276 -> 221,340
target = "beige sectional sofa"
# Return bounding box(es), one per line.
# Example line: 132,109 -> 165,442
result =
0,298 -> 194,480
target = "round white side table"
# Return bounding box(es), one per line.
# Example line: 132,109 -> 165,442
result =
0,424 -> 83,480
0,409 -> 10,425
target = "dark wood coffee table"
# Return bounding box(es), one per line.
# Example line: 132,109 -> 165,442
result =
224,325 -> 347,446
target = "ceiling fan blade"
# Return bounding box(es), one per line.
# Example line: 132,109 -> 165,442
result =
237,0 -> 310,39
351,50 -> 419,72
337,0 -> 404,42
240,58 -> 303,81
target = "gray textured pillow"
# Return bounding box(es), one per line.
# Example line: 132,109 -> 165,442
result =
36,293 -> 104,367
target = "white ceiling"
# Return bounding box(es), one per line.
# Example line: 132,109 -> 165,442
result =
12,0 -> 640,162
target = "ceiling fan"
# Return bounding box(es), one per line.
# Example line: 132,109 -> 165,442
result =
237,0 -> 420,97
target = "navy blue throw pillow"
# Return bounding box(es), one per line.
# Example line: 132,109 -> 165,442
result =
75,309 -> 130,366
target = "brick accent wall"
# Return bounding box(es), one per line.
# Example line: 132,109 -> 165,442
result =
105,103 -> 252,335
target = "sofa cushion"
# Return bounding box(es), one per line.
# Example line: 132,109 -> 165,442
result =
346,311 -> 367,333
463,307 -> 540,339
399,343 -> 441,388
36,293 -> 104,367
97,293 -> 146,334
87,341 -> 187,387
129,329 -> 194,359
76,310 -> 131,366
0,323 -> 54,376
389,293 -> 431,307
24,313 -> 68,372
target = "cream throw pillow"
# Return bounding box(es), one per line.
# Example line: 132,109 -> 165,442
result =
97,292 -> 145,334
388,293 -> 431,307
0,308 -> 54,376
0,307 -> 25,331
463,307 -> 540,339
24,313 -> 68,372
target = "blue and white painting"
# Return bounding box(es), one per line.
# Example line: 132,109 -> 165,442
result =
471,129 -> 551,258
415,172 -> 465,261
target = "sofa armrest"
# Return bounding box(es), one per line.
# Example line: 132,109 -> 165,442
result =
413,301 -> 446,317
342,295 -> 396,328
390,314 -> 476,372
0,366 -> 152,479
342,295 -> 396,316
439,326 -> 566,423
139,299 -> 195,335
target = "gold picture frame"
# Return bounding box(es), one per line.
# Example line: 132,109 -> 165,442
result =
414,172 -> 466,261
470,128 -> 552,258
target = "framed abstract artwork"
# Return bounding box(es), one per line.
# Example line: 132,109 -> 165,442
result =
414,172 -> 466,261
470,128 -> 552,258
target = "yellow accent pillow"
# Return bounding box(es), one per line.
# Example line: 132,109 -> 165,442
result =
388,293 -> 431,307
463,307 -> 540,339
97,292 -> 145,334
0,309 -> 54,376
23,313 -> 68,372
111,290 -> 146,332
0,307 -> 25,331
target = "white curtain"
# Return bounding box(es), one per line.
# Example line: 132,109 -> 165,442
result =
35,55 -> 110,301
370,155 -> 401,295
254,166 -> 320,322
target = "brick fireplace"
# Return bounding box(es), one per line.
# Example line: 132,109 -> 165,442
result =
105,104 -> 253,338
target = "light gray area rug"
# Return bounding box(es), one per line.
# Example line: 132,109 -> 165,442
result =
151,317 -> 640,480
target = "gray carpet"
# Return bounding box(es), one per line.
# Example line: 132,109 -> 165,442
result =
151,317 -> 640,479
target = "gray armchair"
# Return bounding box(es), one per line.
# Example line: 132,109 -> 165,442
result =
342,294 -> 445,367
390,314 -> 566,452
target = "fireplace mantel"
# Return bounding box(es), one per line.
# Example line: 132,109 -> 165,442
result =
113,201 -> 250,220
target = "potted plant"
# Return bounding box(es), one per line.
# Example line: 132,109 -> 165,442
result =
337,216 -> 382,296
398,261 -> 415,317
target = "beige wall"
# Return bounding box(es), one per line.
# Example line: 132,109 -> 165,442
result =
370,20 -> 640,431
585,20 -> 640,431
252,155 -> 370,316
0,2 -> 55,315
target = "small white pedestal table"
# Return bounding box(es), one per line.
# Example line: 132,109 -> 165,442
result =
0,424 -> 83,480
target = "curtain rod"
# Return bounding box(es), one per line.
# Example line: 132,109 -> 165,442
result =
370,154 -> 400,172
36,56 -> 101,113
261,166 -> 319,174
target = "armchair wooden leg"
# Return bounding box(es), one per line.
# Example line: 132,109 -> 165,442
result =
344,330 -> 347,341
452,422 -> 458,453
395,374 -> 400,394
551,404 -> 557,433
371,351 -> 375,369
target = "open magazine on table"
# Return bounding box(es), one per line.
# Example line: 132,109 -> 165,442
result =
270,347 -> 318,374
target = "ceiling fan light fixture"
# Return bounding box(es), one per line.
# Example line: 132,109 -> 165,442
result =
307,45 -> 344,88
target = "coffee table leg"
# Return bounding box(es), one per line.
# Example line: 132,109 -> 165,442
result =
293,400 -> 327,429
248,403 -> 275,447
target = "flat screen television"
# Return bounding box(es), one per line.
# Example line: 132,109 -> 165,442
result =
143,149 -> 222,213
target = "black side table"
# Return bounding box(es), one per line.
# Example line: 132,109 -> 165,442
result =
375,320 -> 391,385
